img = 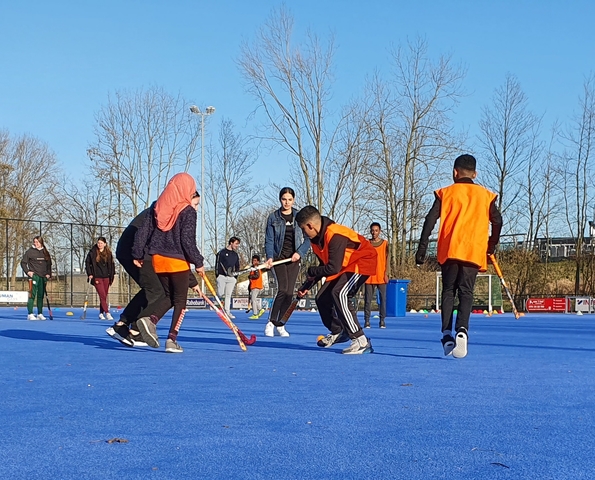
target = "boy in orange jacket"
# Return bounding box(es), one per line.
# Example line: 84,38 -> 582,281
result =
415,154 -> 502,358
296,206 -> 377,355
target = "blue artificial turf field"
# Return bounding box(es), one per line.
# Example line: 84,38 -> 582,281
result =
0,306 -> 593,479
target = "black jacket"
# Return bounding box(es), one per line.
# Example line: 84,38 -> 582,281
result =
85,245 -> 116,282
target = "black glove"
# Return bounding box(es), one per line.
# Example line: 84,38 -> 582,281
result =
415,246 -> 427,265
487,243 -> 496,255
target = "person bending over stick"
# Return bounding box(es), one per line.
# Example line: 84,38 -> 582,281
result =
295,206 -> 377,355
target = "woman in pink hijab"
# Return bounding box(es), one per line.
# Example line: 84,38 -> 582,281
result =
132,172 -> 204,353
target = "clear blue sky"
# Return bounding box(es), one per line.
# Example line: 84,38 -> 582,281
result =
1,0 -> 594,183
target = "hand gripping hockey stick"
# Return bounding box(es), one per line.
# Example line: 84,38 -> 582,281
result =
488,254 -> 521,319
80,278 -> 92,320
196,286 -> 247,351
199,272 -> 256,346
278,279 -> 316,326
233,257 -> 292,277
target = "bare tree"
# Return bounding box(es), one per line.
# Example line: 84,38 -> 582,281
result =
557,74 -> 595,293
87,86 -> 201,221
238,6 -> 337,211
205,119 -> 258,255
478,73 -> 542,229
0,132 -> 60,283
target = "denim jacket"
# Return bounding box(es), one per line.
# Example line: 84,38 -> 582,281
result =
264,207 -> 311,260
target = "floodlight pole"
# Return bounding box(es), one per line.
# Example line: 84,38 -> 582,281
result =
190,105 -> 216,292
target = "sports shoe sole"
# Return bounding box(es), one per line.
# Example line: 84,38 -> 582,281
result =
137,317 -> 160,348
452,332 -> 468,358
105,327 -> 134,347
165,346 -> 183,353
442,340 -> 455,356
342,342 -> 374,355
317,331 -> 350,348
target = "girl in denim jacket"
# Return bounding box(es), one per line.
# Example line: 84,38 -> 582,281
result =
263,187 -> 311,337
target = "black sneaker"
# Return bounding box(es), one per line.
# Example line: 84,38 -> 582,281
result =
441,334 -> 455,356
364,320 -> 371,328
137,316 -> 160,348
379,319 -> 386,329
317,330 -> 350,348
106,323 -> 134,347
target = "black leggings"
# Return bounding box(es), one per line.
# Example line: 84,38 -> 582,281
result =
269,261 -> 300,326
151,270 -> 190,341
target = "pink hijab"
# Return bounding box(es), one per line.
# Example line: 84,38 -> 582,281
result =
154,173 -> 197,232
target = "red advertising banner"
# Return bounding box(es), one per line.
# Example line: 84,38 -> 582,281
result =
526,297 -> 567,312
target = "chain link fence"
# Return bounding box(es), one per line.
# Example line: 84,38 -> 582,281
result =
0,217 -> 139,308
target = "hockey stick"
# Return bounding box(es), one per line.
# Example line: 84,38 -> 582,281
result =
80,278 -> 92,320
199,272 -> 256,346
279,279 -> 316,326
196,287 -> 247,351
233,258 -> 292,277
488,254 -> 520,319
44,278 -> 54,321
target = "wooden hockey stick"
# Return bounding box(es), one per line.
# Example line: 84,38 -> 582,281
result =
488,254 -> 520,319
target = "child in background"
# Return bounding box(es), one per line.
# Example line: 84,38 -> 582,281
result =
248,254 -> 266,319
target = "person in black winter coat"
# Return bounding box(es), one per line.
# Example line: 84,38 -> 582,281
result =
85,237 -> 116,320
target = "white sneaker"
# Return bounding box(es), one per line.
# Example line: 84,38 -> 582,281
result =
99,313 -> 105,320
452,331 -> 468,358
37,313 -> 46,321
264,321 -> 275,337
27,313 -> 37,321
226,311 -> 236,319
106,312 -> 114,321
276,325 -> 290,337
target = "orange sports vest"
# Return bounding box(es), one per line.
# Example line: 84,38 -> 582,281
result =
366,239 -> 388,284
435,183 -> 497,272
152,254 -> 190,274
311,223 -> 378,282
249,271 -> 263,290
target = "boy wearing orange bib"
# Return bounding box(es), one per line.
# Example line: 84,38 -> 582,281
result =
363,222 -> 389,329
415,154 -> 502,358
296,206 -> 377,355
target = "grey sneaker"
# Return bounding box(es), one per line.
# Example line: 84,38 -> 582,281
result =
342,337 -> 373,355
317,330 -> 350,348
165,338 -> 183,353
137,316 -> 160,348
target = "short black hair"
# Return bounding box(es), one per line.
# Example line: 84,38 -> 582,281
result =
453,154 -> 477,172
370,222 -> 381,230
228,236 -> 241,245
295,205 -> 321,226
252,254 -> 260,261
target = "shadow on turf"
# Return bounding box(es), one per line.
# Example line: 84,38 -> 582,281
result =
0,329 -> 142,351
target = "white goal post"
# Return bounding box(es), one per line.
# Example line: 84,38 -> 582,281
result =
435,272 -> 500,312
